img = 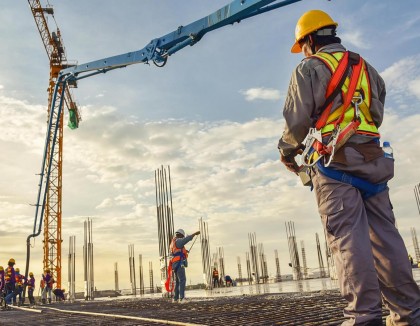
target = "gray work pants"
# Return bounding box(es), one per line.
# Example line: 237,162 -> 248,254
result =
311,146 -> 420,325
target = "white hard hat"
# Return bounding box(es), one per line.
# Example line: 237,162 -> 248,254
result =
175,229 -> 185,237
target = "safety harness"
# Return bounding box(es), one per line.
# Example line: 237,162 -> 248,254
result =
301,51 -> 386,198
302,51 -> 379,167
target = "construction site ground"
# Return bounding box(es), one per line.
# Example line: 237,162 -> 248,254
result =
1,289 -> 392,326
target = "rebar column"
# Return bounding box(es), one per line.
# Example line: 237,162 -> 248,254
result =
114,262 -> 119,292
128,244 -> 136,296
246,252 -> 252,285
414,183 -> 420,215
316,233 -> 327,278
155,165 -> 175,296
68,235 -> 76,302
301,240 -> 308,279
83,218 -> 94,300
149,261 -> 154,294
218,247 -> 225,286
248,233 -> 260,284
139,254 -> 145,295
324,230 -> 337,280
411,227 -> 420,264
274,250 -> 282,282
258,243 -> 267,283
199,218 -> 212,289
237,256 -> 243,286
285,221 -> 302,281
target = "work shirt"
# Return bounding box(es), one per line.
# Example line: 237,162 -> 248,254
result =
277,43 -> 386,156
27,277 -> 35,290
43,273 -> 54,288
0,271 -> 4,290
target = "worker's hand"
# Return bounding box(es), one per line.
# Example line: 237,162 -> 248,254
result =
280,146 -> 304,175
193,231 -> 200,236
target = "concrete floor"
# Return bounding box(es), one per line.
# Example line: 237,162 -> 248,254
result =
1,290 -> 390,325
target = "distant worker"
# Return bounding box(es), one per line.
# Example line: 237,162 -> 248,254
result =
169,228 -> 200,303
4,258 -> 16,306
409,254 -> 414,266
225,275 -> 233,287
27,272 -> 36,307
41,268 -> 55,304
277,10 -> 420,325
0,266 -> 5,305
14,268 -> 25,306
53,288 -> 66,301
212,267 -> 220,288
40,277 -> 46,303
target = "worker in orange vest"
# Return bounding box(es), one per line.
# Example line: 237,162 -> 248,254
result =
169,229 -> 200,303
4,258 -> 16,305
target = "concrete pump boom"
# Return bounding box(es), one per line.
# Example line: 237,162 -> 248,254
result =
25,0 -> 303,288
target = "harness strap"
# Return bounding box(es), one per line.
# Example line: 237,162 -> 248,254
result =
316,161 -> 388,199
315,51 -> 361,130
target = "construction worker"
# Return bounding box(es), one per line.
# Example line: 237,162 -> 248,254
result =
0,266 -> 5,306
40,276 -> 46,303
53,288 -> 66,301
212,267 -> 220,288
14,268 -> 25,306
169,228 -> 200,303
27,272 -> 36,307
277,10 -> 420,326
41,268 -> 54,304
4,258 -> 16,305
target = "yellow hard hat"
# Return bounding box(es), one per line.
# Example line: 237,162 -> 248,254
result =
291,10 -> 338,53
29,272 -> 34,277
8,258 -> 15,265
15,268 -> 20,273
0,266 -> 3,271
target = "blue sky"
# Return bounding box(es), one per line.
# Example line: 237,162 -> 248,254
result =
1,0 -> 420,291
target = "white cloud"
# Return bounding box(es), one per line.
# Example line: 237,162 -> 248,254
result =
341,30 -> 371,50
240,87 -> 282,101
380,54 -> 420,117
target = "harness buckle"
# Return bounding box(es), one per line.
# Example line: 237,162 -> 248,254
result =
323,125 -> 341,167
302,128 -> 324,167
352,94 -> 363,121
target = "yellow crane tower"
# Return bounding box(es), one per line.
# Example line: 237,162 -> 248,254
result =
28,0 -> 81,289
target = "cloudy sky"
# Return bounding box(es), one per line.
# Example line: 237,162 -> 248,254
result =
1,0 -> 420,292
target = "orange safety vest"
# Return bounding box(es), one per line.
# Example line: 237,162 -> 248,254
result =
212,270 -> 219,278
169,238 -> 188,263
5,267 -> 14,283
15,274 -> 24,287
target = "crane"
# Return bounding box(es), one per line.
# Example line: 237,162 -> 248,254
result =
27,0 -> 81,290
25,0 -> 307,287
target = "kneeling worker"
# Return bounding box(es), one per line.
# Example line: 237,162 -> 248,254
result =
170,228 -> 200,303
